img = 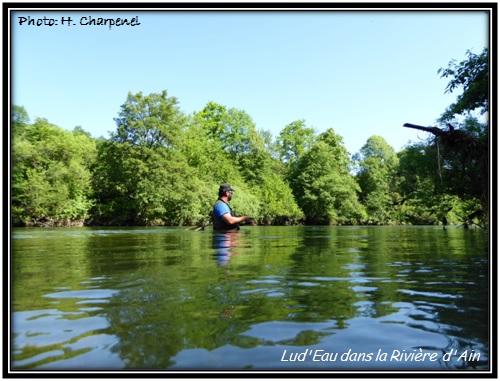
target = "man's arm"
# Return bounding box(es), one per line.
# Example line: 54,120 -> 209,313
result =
221,213 -> 253,225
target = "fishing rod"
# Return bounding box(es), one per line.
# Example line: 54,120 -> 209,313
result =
186,223 -> 211,232
185,218 -> 254,232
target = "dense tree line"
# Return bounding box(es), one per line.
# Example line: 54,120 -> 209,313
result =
11,49 -> 489,228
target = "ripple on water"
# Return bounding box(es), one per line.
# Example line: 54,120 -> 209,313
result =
12,309 -> 111,349
398,289 -> 462,300
44,289 -> 119,300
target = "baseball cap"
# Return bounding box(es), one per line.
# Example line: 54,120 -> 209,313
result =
219,183 -> 235,193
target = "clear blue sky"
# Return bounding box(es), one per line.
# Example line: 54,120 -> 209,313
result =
11,7 -> 489,155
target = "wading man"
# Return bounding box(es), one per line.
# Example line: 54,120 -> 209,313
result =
212,184 -> 253,231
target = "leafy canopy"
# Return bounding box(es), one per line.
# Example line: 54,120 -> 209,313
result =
438,47 -> 488,121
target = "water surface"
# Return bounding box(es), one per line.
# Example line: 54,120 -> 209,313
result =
11,226 -> 489,371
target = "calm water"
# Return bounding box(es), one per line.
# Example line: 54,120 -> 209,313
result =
11,226 -> 489,372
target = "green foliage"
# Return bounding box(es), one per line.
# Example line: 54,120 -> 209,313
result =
438,48 -> 488,121
112,90 -> 185,148
438,117 -> 488,204
354,136 -> 400,224
276,119 -> 316,166
93,96 -> 260,226
182,115 -> 241,184
12,105 -> 30,141
225,108 -> 264,157
92,134 -> 213,226
395,143 -> 440,224
258,173 -> 305,225
12,118 -> 96,226
398,49 -> 490,228
435,49 -> 489,215
395,139 -> 487,227
189,103 -> 303,225
194,102 -> 264,157
11,47 -> 489,229
92,90 -> 210,226
224,183 -> 261,221
289,129 -> 366,225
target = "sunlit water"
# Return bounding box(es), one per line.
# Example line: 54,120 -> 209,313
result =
11,226 -> 489,371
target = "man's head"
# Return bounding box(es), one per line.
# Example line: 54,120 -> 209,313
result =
219,183 -> 235,200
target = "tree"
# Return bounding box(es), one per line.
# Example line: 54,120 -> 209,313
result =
187,102 -> 302,225
259,172 -> 304,225
12,105 -> 30,139
112,90 -> 185,149
396,142 -> 479,227
194,102 -> 264,157
184,104 -> 245,185
289,128 -> 365,225
92,90 -> 208,226
354,136 -> 400,224
12,117 -> 96,226
403,48 -> 489,228
276,119 -> 316,166
225,108 -> 264,157
438,47 -> 488,121
196,101 -> 228,141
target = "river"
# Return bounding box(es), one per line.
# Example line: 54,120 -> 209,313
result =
10,225 -> 490,373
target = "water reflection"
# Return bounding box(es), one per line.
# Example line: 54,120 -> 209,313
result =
211,231 -> 245,320
212,231 -> 239,266
10,226 -> 489,371
211,230 -> 253,267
